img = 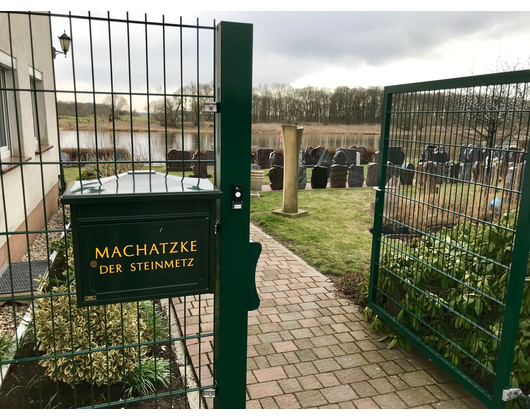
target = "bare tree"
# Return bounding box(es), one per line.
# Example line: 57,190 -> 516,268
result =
103,94 -> 128,122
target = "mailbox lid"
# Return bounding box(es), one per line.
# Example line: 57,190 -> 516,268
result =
61,171 -> 222,205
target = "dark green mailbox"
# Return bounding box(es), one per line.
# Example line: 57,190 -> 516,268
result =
61,171 -> 222,307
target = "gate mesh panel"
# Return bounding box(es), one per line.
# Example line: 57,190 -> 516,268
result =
371,76 -> 529,405
0,11 -> 216,408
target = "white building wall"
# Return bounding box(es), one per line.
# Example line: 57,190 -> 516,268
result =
0,12 -> 60,263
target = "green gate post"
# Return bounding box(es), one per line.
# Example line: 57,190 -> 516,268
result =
213,21 -> 253,409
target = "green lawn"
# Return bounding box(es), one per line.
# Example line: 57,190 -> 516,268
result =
250,188 -> 376,278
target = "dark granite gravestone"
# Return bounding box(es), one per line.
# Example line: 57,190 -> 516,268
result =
307,146 -> 325,165
421,145 -> 435,162
348,165 -> 364,188
335,148 -> 359,167
311,166 -> 328,189
191,151 -> 211,178
400,162 -> 415,185
386,163 -> 401,183
388,146 -> 405,166
298,166 -> 307,190
167,149 -> 193,171
333,150 -> 347,166
433,146 -> 450,163
316,149 -> 333,177
366,163 -> 378,187
303,146 -> 312,164
269,166 -> 284,190
257,148 -> 274,169
330,164 -> 348,188
269,151 -> 284,168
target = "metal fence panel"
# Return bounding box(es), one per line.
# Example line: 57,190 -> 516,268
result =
0,11 -> 220,409
369,70 -> 530,408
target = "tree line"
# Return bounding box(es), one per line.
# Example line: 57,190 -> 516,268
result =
57,84 -> 385,127
252,84 -> 384,125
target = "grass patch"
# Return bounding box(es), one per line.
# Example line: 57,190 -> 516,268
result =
250,188 -> 376,278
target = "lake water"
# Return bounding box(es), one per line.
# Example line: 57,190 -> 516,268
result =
59,131 -> 381,162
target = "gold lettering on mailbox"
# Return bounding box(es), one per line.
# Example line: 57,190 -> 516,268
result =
93,237 -> 200,276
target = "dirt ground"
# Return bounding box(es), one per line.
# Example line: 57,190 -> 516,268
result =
58,119 -> 381,136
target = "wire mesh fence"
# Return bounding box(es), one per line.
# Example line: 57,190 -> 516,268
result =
369,71 -> 530,408
0,11 -> 217,408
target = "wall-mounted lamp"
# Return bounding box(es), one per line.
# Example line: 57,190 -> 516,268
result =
52,31 -> 71,59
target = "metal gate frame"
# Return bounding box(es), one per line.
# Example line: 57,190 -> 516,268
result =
0,11 -> 254,409
368,70 -> 530,408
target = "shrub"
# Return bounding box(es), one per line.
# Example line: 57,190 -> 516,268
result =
0,334 -> 14,362
123,358 -> 171,399
33,280 -> 148,387
372,209 -> 530,408
77,161 -> 143,180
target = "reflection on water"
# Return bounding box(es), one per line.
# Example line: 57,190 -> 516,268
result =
60,131 -> 381,161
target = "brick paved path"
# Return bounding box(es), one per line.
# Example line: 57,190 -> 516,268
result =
172,223 -> 486,409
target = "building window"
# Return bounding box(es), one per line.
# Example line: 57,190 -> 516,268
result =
0,67 -> 11,160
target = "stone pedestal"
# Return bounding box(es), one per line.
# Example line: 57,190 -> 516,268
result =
272,125 -> 308,218
251,169 -> 263,198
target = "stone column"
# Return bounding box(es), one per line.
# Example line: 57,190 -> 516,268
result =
272,125 -> 308,218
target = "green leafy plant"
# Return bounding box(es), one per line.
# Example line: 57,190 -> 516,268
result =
372,209 -> 530,408
0,333 -> 14,362
123,358 -> 171,399
139,300 -> 168,343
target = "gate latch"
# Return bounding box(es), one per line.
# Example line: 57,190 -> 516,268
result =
203,102 -> 220,113
203,388 -> 216,398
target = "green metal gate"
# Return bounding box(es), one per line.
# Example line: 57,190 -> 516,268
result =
0,11 -> 254,409
368,70 -> 530,408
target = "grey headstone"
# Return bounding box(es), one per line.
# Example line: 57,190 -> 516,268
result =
433,161 -> 447,184
506,162 -> 525,191
204,149 -> 215,162
298,166 -> 307,190
60,152 -> 70,162
374,151 -> 379,164
458,162 -> 472,181
348,165 -> 364,188
366,163 -> 378,187
356,147 -> 369,164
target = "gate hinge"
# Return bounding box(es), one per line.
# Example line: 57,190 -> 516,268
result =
203,101 -> 220,113
502,388 -> 525,401
203,388 -> 216,398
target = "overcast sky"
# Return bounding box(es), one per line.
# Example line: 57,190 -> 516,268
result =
44,5 -> 530,107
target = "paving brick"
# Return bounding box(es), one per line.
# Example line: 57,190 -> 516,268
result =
291,328 -> 314,339
350,381 -> 379,398
246,400 -> 262,409
294,362 -> 319,376
372,392 -> 408,409
353,398 -> 379,409
369,377 -> 396,394
461,396 -> 487,409
295,390 -> 328,408
272,341 -> 298,353
299,375 -> 322,390
254,343 -> 277,356
397,388 -> 438,407
335,367 -> 370,384
335,353 -> 368,369
278,378 -> 302,394
254,366 -> 287,383
361,364 -> 387,379
315,372 -> 341,388
258,332 -> 283,343
437,382 -> 473,399
274,393 -> 301,409
313,358 -> 342,373
424,384 -> 450,401
247,381 -> 283,400
295,348 -> 319,362
338,401 -> 357,409
313,347 -> 335,359
266,353 -> 289,367
400,371 -> 437,387
260,397 -> 279,409
321,385 -> 357,404
432,400 -> 471,409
